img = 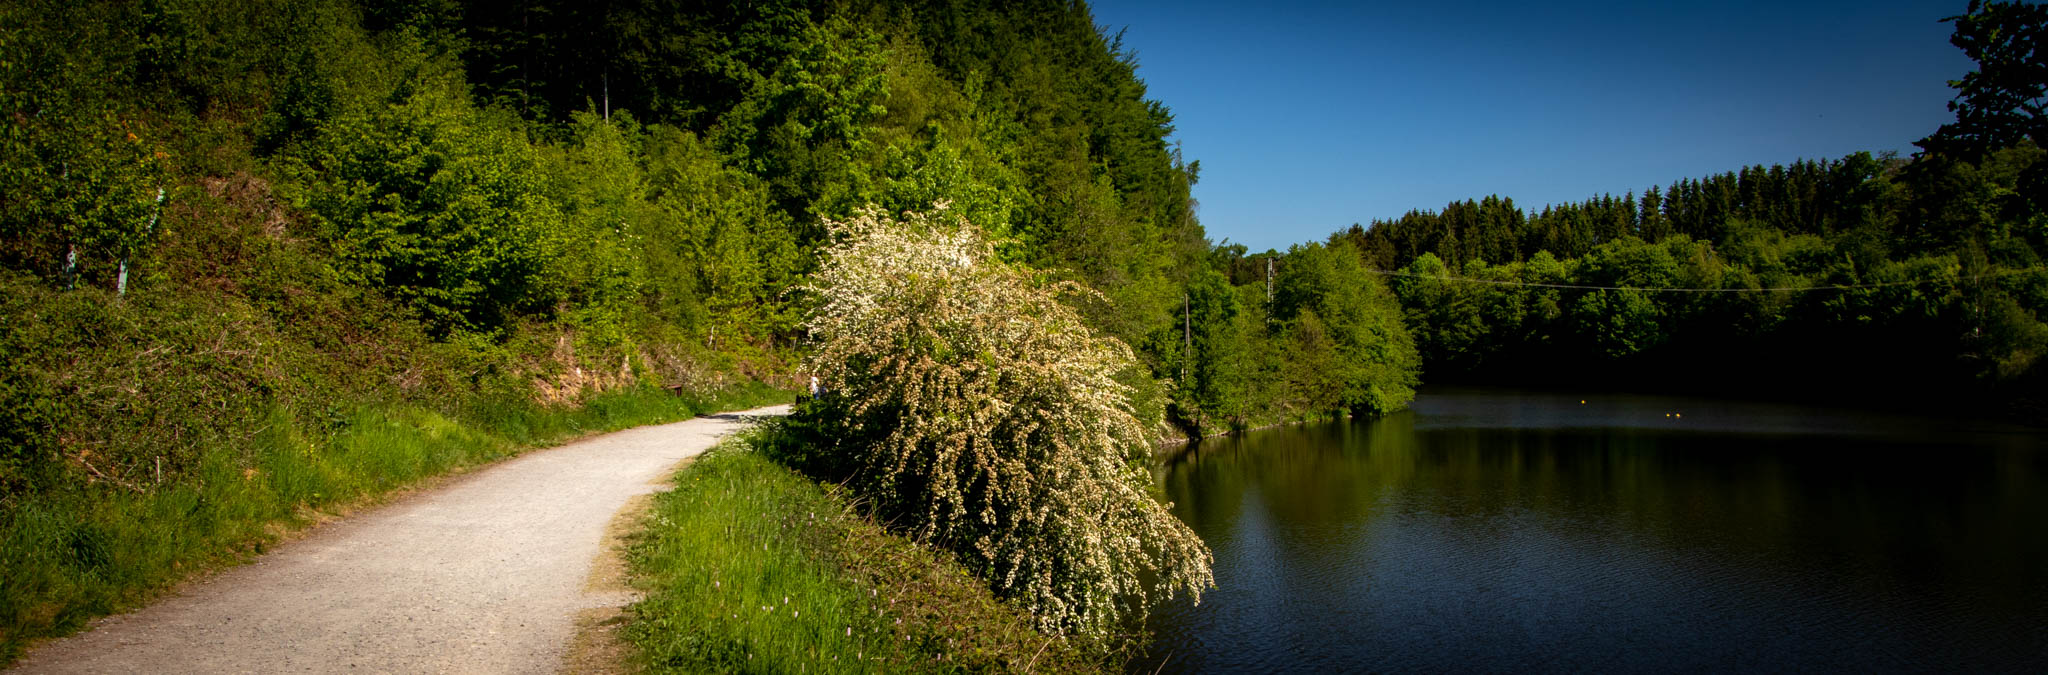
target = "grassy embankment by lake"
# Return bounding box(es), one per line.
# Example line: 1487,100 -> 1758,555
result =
623,432 -> 1112,674
0,382 -> 790,665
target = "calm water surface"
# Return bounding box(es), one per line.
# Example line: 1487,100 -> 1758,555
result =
1142,388 -> 2048,673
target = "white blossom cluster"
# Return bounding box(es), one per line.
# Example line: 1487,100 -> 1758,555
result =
798,203 -> 1213,637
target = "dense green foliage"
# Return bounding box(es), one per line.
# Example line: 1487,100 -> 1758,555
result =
1157,242 -> 1421,434
0,0 -> 804,505
627,438 -> 1105,672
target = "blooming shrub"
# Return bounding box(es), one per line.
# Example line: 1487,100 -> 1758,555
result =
788,203 -> 1212,637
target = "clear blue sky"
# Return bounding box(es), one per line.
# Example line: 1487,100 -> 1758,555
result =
1086,1 -> 1977,253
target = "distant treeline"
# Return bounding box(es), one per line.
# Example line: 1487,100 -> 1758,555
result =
1341,154 -> 1903,271
1314,143 -> 2046,403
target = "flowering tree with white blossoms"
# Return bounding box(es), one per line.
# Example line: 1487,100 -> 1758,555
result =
789,202 -> 1212,637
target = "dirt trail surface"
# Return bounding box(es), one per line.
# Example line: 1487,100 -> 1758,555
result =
11,405 -> 789,675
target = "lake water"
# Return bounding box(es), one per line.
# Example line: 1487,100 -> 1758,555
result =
1142,388 -> 2048,672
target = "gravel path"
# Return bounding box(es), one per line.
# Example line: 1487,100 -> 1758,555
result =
10,405 -> 788,674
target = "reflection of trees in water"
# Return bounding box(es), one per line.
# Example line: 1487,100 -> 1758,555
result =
1155,404 -> 2048,616
1159,414 -> 1414,533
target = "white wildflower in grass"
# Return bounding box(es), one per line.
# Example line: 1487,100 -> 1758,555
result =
787,202 -> 1214,638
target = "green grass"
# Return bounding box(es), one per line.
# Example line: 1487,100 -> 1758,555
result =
624,435 -> 1107,674
0,382 -> 792,664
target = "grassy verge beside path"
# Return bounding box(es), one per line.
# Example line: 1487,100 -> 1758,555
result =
0,382 -> 791,664
625,437 -> 1108,673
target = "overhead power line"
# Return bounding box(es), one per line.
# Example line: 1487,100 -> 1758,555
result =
1362,266 -> 2040,294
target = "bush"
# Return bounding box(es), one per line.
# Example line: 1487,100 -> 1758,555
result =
784,203 -> 1211,638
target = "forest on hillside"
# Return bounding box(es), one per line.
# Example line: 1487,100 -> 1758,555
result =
0,0 -> 1427,504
